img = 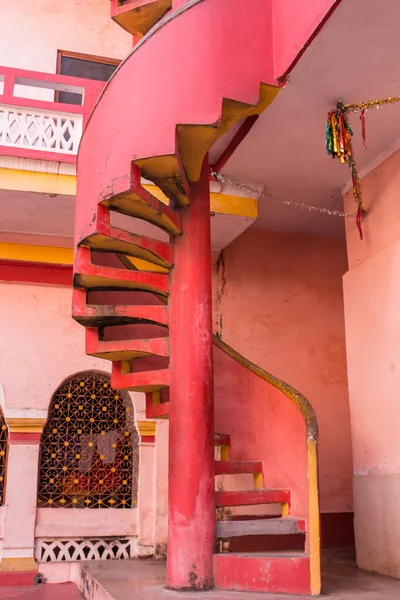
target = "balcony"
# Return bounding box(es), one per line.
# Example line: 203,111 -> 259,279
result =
0,66 -> 104,164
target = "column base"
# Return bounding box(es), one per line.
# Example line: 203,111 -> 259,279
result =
0,556 -> 38,572
0,557 -> 38,586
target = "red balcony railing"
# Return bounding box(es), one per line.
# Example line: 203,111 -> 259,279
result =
0,66 -> 105,164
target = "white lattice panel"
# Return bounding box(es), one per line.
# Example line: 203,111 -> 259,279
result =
35,537 -> 136,562
0,104 -> 83,155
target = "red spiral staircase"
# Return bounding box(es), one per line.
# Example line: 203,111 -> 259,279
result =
72,0 -> 330,594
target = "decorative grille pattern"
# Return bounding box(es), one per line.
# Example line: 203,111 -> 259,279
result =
38,371 -> 138,509
0,408 -> 8,506
35,538 -> 135,562
0,105 -> 83,154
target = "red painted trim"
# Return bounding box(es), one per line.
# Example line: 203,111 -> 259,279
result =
0,572 -> 37,586
141,435 -> 156,444
210,115 -> 259,176
0,260 -> 72,286
0,146 -> 76,164
279,0 -> 344,82
9,432 -> 41,444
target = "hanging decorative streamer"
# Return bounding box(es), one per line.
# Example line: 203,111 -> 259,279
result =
326,102 -> 364,239
326,96 -> 400,240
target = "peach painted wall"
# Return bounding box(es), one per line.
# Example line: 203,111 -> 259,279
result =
343,148 -> 400,578
0,0 -> 131,73
213,228 -> 353,514
0,281 -> 167,563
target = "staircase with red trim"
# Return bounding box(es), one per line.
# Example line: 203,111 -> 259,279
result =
73,0 -> 322,594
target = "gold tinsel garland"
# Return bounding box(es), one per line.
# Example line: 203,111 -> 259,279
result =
326,97 -> 400,239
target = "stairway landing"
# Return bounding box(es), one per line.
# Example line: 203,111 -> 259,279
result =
79,554 -> 400,600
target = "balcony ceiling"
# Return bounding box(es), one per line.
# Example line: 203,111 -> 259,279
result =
211,0 -> 400,237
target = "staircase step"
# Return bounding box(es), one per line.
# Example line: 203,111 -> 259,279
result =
111,0 -> 172,37
84,223 -> 174,268
146,399 -> 170,419
105,167 -> 182,236
214,433 -> 231,447
213,552 -> 311,594
112,361 -> 169,392
216,517 -> 306,538
215,489 -> 290,508
215,460 -> 262,475
85,329 -> 169,362
74,247 -> 169,298
72,289 -> 168,328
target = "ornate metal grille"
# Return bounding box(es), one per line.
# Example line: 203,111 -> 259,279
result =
0,408 -> 8,506
35,538 -> 135,562
38,371 -> 138,508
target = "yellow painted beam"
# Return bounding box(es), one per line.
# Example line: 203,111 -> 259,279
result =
0,168 -> 76,196
0,242 -> 73,265
210,193 -> 257,219
0,169 -> 257,219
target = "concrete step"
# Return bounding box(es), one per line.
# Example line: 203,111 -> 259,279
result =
86,328 -> 169,362
72,289 -> 168,328
112,360 -> 169,393
105,173 -> 182,236
215,460 -> 262,476
215,489 -> 290,508
84,223 -> 174,268
213,551 -> 311,594
214,433 -> 231,447
216,517 -> 306,538
74,248 -> 169,298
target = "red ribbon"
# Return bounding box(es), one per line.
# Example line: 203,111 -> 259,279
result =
356,207 -> 363,240
360,110 -> 367,148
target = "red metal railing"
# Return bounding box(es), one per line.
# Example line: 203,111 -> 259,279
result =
0,66 -> 104,164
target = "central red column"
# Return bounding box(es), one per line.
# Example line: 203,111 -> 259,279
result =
166,156 -> 215,590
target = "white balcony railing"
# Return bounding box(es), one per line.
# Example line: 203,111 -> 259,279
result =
0,66 -> 104,164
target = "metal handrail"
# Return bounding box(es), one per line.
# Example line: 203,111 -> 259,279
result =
212,334 -> 318,442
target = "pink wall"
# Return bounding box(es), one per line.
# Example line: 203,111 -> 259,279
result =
343,148 -> 400,577
213,228 -> 352,514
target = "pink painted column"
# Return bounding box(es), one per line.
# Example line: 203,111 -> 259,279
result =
0,417 -> 45,579
167,156 -> 215,590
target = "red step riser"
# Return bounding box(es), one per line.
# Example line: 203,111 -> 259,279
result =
215,461 -> 263,475
215,489 -> 290,508
85,328 -> 169,359
112,361 -> 169,391
146,400 -> 170,419
214,433 -> 231,447
213,554 -> 311,595
72,289 -> 169,327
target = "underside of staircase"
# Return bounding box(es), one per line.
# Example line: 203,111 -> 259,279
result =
73,0 -> 324,595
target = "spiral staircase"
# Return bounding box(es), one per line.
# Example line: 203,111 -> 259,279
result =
73,0 -> 323,595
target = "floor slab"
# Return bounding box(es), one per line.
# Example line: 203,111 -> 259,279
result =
0,583 -> 83,599
82,555 -> 400,600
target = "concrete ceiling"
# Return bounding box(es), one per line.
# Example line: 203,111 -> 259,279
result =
211,0 -> 400,237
